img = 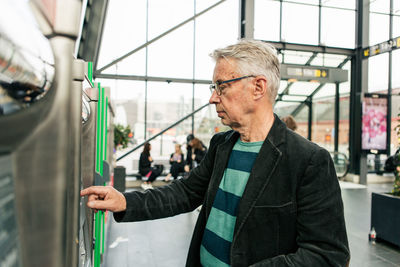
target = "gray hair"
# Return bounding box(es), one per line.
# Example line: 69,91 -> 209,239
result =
210,39 -> 280,104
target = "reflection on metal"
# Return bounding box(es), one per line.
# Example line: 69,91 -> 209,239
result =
82,78 -> 94,123
0,27 -> 54,115
82,96 -> 90,123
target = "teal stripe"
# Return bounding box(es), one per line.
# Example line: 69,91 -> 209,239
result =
233,140 -> 263,153
221,169 -> 251,197
200,245 -> 230,267
206,207 -> 236,242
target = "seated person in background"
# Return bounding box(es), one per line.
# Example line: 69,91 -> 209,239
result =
281,115 -> 298,131
164,144 -> 185,182
184,134 -> 207,172
139,142 -> 163,189
190,138 -> 207,168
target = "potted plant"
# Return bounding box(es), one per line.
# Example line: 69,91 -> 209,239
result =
370,111 -> 400,246
114,124 -> 133,150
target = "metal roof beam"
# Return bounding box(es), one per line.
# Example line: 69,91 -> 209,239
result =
305,52 -> 318,65
265,40 -> 355,56
95,73 -> 211,84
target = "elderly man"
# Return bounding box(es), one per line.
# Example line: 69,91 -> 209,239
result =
81,39 -> 349,266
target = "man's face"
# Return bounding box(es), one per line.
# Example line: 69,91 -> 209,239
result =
209,58 -> 253,129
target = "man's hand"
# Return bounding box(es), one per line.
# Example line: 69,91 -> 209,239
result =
80,186 -> 126,213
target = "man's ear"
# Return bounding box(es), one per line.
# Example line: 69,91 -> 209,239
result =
253,76 -> 267,100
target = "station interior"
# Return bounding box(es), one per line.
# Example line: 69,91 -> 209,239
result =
1,0 -> 400,266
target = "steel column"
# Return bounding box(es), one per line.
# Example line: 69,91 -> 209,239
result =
334,82 -> 340,152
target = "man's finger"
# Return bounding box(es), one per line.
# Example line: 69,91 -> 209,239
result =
80,186 -> 109,197
87,199 -> 111,210
88,194 -> 99,203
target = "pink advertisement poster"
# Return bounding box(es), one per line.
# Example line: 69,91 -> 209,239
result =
361,96 -> 387,151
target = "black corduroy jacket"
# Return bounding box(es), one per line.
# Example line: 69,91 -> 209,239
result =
114,115 -> 350,267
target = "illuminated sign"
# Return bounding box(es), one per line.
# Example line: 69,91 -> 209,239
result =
287,67 -> 328,78
363,36 -> 400,58
281,64 -> 348,83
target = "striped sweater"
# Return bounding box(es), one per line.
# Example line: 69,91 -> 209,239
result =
200,139 -> 263,266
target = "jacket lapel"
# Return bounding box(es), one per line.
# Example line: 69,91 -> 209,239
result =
233,116 -> 286,238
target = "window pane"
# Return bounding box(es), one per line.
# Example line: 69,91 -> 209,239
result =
288,82 -> 320,95
110,50 -> 146,76
254,0 -> 280,41
281,95 -> 307,102
98,0 -> 146,71
369,13 -> 389,45
281,3 -> 319,45
368,53 -> 389,93
394,2 -> 400,15
294,106 -> 309,139
321,0 -> 355,10
393,16 -> 400,38
147,23 -> 194,78
392,49 -> 400,89
194,84 -> 225,145
314,83 -> 334,99
339,94 -> 350,157
311,53 -> 348,67
321,7 -> 355,48
148,0 -> 194,40
278,81 -> 288,94
99,79 -> 145,173
274,102 -> 296,114
145,81 -> 194,150
194,0 -> 239,80
370,0 -> 390,14
313,96 -> 335,151
196,0 -> 220,13
281,50 -> 314,64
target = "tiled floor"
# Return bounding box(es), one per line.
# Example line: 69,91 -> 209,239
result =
104,182 -> 400,267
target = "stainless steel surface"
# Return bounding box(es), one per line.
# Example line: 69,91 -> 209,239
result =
11,35 -> 81,267
0,1 -> 54,115
80,99 -> 97,267
0,154 -> 20,267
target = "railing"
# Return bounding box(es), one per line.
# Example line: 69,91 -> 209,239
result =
117,102 -> 210,161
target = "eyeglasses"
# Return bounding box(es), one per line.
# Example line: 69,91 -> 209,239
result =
209,75 -> 255,96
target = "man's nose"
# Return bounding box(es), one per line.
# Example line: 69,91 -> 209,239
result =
209,90 -> 220,104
